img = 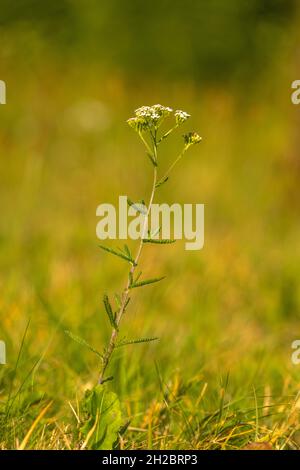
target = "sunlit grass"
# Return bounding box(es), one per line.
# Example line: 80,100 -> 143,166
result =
0,62 -> 300,449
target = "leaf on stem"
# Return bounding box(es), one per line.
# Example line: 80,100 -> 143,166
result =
146,152 -> 157,167
123,244 -> 132,259
114,293 -> 122,308
142,238 -> 176,244
134,271 -> 142,283
124,297 -> 131,310
127,198 -> 147,215
65,330 -> 103,359
130,276 -> 165,289
116,337 -> 159,348
99,245 -> 136,265
103,294 -> 118,330
155,176 -> 169,188
100,375 -> 114,384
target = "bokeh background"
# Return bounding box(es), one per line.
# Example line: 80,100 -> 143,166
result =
1,0 -> 300,449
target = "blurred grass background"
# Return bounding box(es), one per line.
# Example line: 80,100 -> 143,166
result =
1,0 -> 300,449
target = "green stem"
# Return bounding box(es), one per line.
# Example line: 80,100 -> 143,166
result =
99,146 -> 158,384
157,124 -> 179,144
156,145 -> 189,187
138,131 -> 153,156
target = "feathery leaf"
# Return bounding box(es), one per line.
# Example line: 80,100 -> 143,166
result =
142,238 -> 176,244
65,330 -> 103,358
123,244 -> 132,258
103,294 -> 118,330
127,198 -> 147,215
99,244 -> 136,265
114,293 -> 122,309
130,276 -> 165,289
116,337 -> 159,348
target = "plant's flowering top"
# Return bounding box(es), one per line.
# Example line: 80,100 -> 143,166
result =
175,110 -> 190,124
135,104 -> 173,121
127,104 -> 175,132
127,105 -> 202,151
183,132 -> 202,146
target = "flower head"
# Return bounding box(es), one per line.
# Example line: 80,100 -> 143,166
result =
175,109 -> 190,124
183,132 -> 202,146
127,104 -> 173,132
127,117 -> 148,132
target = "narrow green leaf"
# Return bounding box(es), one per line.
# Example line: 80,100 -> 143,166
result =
116,337 -> 159,348
127,198 -> 145,206
130,276 -> 165,289
114,293 -> 122,309
142,238 -> 176,244
99,244 -> 136,265
103,295 -> 118,330
124,297 -> 131,310
146,152 -> 157,167
65,330 -> 103,358
101,375 -> 114,384
127,198 -> 147,215
123,244 -> 132,258
155,176 -> 169,188
134,271 -> 142,283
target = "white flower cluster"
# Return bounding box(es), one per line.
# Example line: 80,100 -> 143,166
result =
175,110 -> 190,124
183,132 -> 202,146
128,104 -> 177,132
136,104 -> 173,121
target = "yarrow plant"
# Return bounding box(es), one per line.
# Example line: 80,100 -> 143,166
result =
98,104 -> 201,384
66,104 -> 201,449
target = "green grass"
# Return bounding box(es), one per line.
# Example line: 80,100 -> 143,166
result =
1,61 -> 300,449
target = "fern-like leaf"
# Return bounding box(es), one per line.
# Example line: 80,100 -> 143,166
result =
116,337 -> 159,348
123,244 -> 132,258
130,276 -> 165,289
99,245 -> 136,265
127,198 -> 147,215
114,293 -> 122,308
103,295 -> 118,330
65,330 -> 103,358
142,238 -> 176,244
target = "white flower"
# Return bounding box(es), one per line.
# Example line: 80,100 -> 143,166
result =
175,110 -> 190,124
152,104 -> 173,116
128,104 -> 174,131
